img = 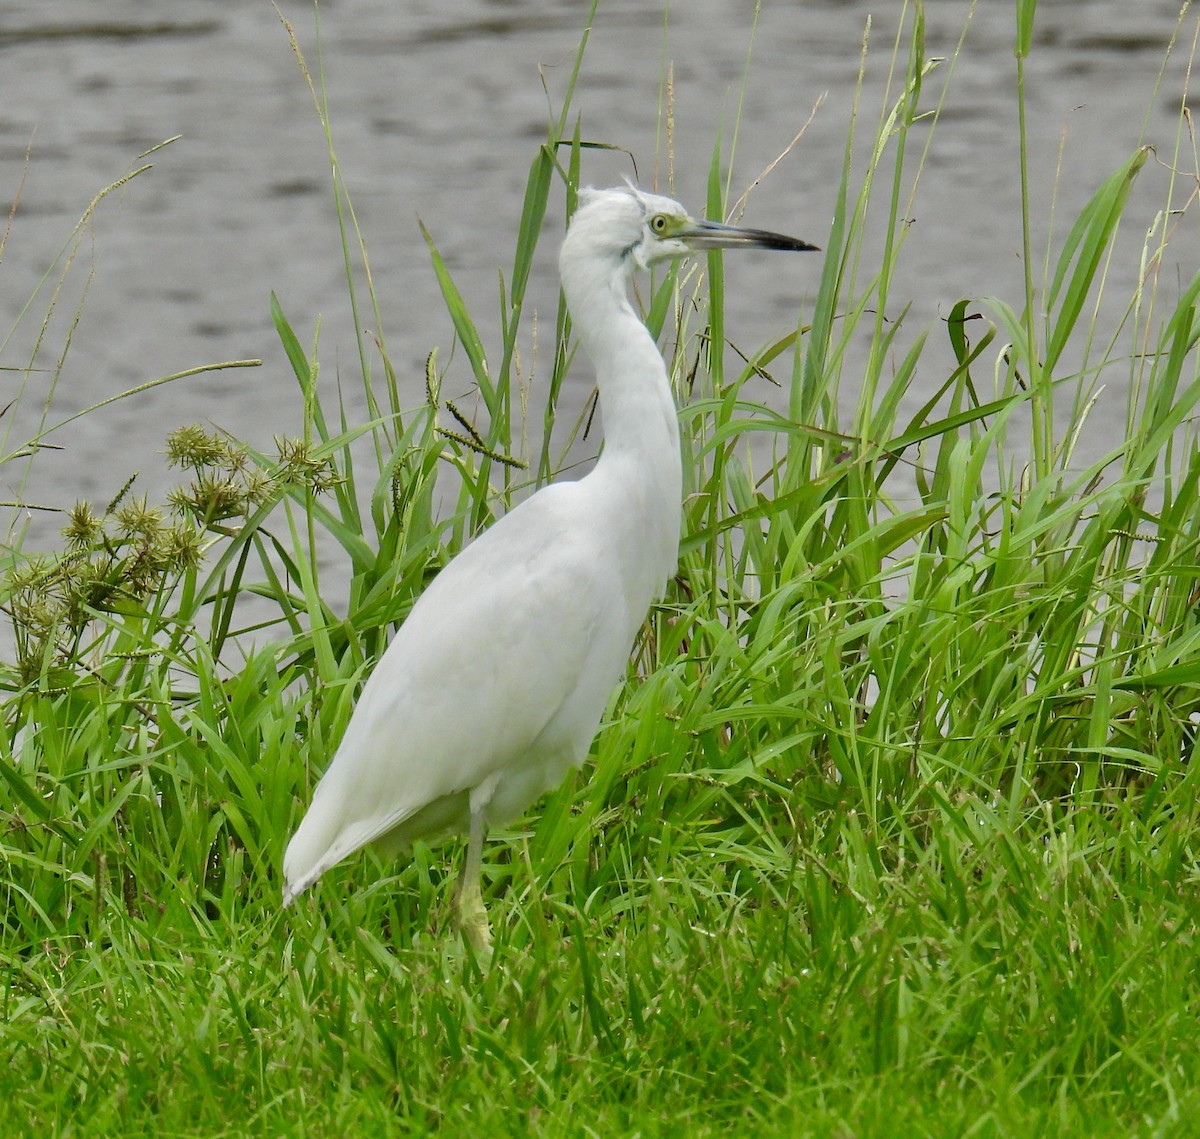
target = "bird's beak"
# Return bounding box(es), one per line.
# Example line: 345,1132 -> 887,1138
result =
679,218 -> 819,253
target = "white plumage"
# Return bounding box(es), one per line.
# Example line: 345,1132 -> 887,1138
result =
282,185 -> 814,948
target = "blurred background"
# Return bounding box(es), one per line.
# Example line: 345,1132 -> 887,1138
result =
1,0 -> 1194,547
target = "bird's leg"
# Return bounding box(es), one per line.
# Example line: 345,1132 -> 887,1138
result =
455,775 -> 499,953
455,807 -> 491,952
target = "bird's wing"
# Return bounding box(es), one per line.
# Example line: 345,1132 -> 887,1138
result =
283,483 -> 633,890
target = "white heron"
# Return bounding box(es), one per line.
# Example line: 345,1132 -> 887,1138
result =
282,184 -> 816,949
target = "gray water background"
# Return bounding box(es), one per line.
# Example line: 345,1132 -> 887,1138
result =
1,0 -> 1196,559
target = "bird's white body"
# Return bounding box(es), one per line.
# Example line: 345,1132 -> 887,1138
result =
282,461 -> 678,898
282,188 -> 683,906
281,185 -> 812,938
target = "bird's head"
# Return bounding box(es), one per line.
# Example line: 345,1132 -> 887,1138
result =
562,182 -> 817,277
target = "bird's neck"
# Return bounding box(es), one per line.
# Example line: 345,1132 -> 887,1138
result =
563,262 -> 683,592
563,262 -> 681,457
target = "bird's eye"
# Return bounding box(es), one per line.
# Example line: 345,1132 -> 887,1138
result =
650,214 -> 669,235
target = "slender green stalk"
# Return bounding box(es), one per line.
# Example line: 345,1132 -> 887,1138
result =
1015,0 -> 1051,477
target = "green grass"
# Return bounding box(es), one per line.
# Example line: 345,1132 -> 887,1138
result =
3,1 -> 1200,1134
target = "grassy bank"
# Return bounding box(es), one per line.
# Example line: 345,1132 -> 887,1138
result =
3,1 -> 1200,1134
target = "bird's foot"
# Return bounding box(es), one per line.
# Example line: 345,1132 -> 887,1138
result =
454,886 -> 493,955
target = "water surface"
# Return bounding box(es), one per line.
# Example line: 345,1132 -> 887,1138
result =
1,0 -> 1194,550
